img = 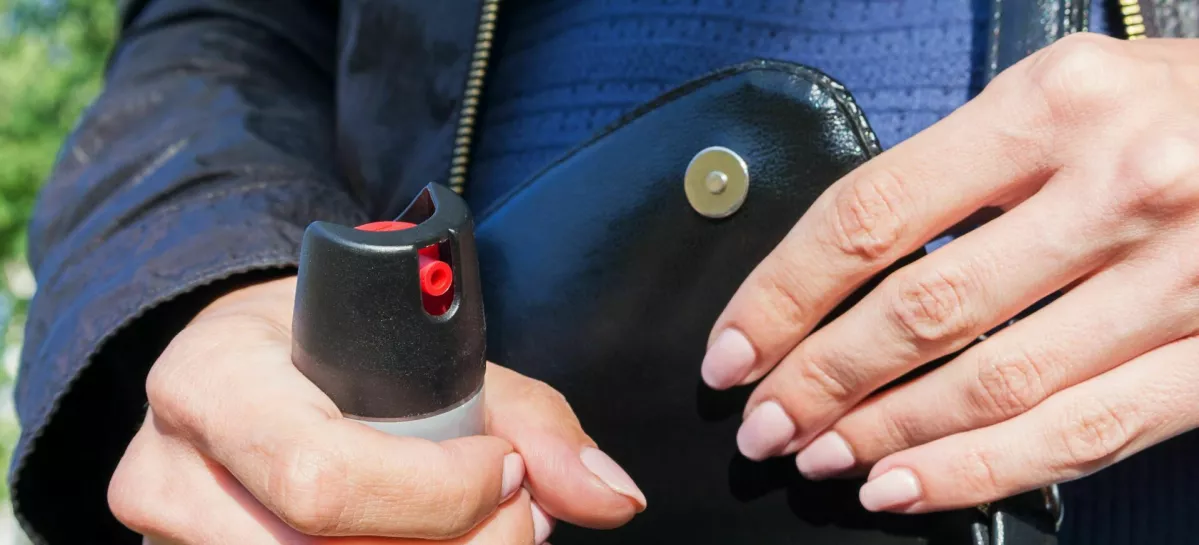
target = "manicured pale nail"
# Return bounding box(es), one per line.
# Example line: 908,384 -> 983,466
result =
530,501 -> 555,544
702,329 -> 756,389
736,401 -> 796,461
796,432 -> 856,479
860,468 -> 922,512
501,453 -> 525,501
580,447 -> 648,509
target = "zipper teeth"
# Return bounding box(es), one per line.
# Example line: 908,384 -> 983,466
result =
448,0 -> 501,195
1119,0 -> 1148,39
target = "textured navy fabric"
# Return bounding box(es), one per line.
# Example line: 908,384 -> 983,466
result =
469,0 -> 1111,210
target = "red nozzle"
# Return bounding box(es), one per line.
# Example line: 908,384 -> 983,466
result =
356,221 -> 453,302
417,255 -> 452,296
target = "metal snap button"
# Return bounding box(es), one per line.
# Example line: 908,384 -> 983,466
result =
685,146 -> 748,219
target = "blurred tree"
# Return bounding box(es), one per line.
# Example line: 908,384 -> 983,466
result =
0,0 -> 116,286
0,0 -> 116,504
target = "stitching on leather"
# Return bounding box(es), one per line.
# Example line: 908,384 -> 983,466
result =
823,78 -> 881,157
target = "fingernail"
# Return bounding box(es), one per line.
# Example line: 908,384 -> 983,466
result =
530,501 -> 555,544
859,468 -> 922,512
736,401 -> 796,461
501,453 -> 525,501
580,447 -> 648,510
702,329 -> 756,389
796,432 -> 856,479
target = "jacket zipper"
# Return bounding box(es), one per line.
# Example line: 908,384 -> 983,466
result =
1118,0 -> 1149,39
448,0 -> 501,195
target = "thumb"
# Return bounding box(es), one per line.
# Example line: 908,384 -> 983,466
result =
483,364 -> 646,529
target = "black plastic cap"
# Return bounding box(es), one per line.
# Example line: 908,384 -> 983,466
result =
291,184 -> 486,419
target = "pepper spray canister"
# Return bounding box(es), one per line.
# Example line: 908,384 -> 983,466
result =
291,183 -> 486,441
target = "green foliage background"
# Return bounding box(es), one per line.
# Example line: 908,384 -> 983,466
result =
0,0 -> 116,501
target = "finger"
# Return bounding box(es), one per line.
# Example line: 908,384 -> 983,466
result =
147,316 -> 519,539
114,412 -> 540,545
737,178 -> 1133,461
111,410 -> 307,543
484,364 -> 646,528
701,56 -> 1065,390
858,334 -> 1199,513
804,253 -> 1193,477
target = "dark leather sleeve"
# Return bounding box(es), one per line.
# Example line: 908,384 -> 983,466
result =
10,1 -> 367,543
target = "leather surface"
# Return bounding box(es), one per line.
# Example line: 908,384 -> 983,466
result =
985,0 -> 1090,81
475,59 -> 992,545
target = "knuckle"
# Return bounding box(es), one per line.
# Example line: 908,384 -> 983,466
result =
1114,136 -> 1199,214
518,377 -> 570,410
1024,34 -> 1127,122
1058,400 -> 1137,471
826,168 -> 910,261
970,349 -> 1049,419
888,268 -> 977,345
751,267 -> 815,333
449,483 -> 491,538
108,466 -> 155,533
144,358 -> 199,437
876,410 -> 923,454
144,327 -> 227,434
270,445 -> 350,535
429,444 -> 502,538
799,356 -> 858,403
426,470 -> 491,539
143,361 -> 174,413
959,447 -> 1006,497
109,431 -> 167,535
